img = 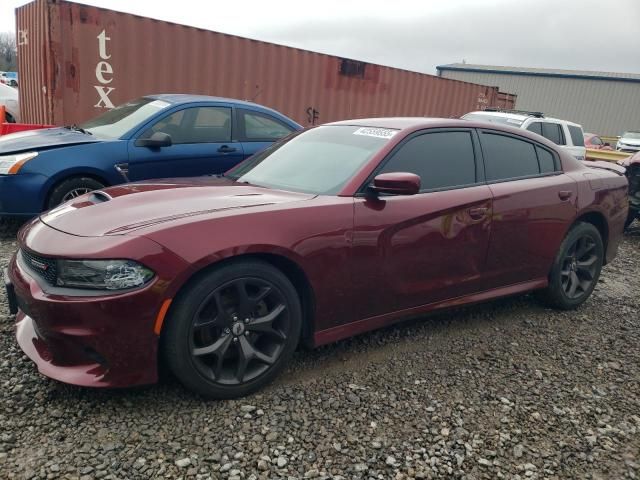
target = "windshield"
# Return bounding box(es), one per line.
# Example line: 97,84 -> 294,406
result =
79,97 -> 172,138
462,113 -> 524,126
622,132 -> 640,140
227,125 -> 396,195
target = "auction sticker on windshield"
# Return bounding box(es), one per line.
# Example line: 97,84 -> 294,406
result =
353,127 -> 398,139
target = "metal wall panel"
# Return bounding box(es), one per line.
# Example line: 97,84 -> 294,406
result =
16,0 -> 515,126
15,0 -> 55,124
440,70 -> 640,136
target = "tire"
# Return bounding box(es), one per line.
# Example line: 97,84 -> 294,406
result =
47,176 -> 105,209
5,112 -> 15,123
537,222 -> 603,310
162,260 -> 302,399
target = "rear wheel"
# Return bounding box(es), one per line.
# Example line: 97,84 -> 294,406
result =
537,222 -> 603,310
47,176 -> 105,209
162,260 -> 302,399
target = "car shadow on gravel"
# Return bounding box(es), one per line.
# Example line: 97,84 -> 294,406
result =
0,217 -> 26,240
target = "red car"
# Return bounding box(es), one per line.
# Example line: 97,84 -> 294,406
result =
584,133 -> 613,150
4,118 -> 629,398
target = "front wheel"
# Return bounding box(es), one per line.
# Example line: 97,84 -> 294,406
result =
162,260 -> 302,399
537,222 -> 603,310
47,176 -> 105,209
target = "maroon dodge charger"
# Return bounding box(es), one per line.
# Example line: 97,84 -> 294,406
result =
5,118 -> 629,398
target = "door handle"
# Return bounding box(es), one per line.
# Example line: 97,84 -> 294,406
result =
558,190 -> 573,201
468,207 -> 489,220
217,145 -> 237,153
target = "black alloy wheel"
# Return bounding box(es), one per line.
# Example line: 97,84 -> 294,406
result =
190,277 -> 291,384
163,260 -> 302,399
559,235 -> 598,299
537,222 -> 603,310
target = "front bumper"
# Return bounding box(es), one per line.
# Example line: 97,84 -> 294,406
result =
617,144 -> 640,153
6,221 -> 190,388
0,173 -> 48,216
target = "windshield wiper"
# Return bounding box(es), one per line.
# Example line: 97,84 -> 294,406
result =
64,124 -> 93,135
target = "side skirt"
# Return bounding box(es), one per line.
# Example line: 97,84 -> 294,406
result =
313,278 -> 548,347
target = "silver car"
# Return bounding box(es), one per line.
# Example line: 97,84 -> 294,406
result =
617,131 -> 640,153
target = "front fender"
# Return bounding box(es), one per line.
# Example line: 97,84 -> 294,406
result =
24,142 -> 129,210
159,243 -> 309,301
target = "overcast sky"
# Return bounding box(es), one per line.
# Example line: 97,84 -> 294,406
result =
1,0 -> 639,75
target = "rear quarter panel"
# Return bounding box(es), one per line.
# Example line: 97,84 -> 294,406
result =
569,167 -> 628,263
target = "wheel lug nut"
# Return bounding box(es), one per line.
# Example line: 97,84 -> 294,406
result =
232,315 -> 238,321
223,328 -> 230,335
233,337 -> 238,342
245,331 -> 249,336
244,318 -> 250,324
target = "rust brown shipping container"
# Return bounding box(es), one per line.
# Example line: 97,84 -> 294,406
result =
16,0 -> 516,126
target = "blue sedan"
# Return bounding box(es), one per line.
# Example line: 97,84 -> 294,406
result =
0,94 -> 302,216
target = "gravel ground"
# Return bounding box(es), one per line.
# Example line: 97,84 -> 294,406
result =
0,219 -> 639,480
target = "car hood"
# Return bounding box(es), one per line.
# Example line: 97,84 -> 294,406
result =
39,177 -> 316,237
0,127 -> 102,154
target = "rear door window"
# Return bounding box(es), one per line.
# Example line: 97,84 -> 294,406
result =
568,125 -> 585,146
526,122 -> 542,136
541,122 -> 565,145
239,109 -> 294,141
378,131 -> 477,191
480,132 -> 540,181
536,146 -> 558,173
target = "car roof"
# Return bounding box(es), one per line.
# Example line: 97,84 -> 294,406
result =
324,116 -> 563,150
466,110 -> 530,121
325,117 -> 460,130
465,110 -> 582,128
146,93 -> 268,109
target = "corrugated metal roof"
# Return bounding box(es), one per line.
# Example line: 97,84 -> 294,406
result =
438,68 -> 640,135
437,64 -> 640,83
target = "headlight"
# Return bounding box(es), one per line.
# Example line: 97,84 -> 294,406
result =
56,259 -> 154,290
0,152 -> 38,175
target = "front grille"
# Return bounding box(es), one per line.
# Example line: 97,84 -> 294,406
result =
20,249 -> 58,286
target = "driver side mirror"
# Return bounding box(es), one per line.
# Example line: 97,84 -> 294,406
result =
369,172 -> 421,196
136,131 -> 173,149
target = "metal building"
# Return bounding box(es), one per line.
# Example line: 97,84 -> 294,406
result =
15,0 -> 516,126
437,63 -> 640,136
